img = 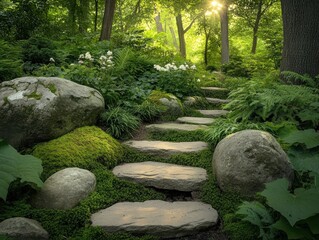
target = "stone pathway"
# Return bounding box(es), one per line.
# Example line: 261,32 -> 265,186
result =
91,86 -> 231,238
91,200 -> 218,239
113,161 -> 207,191
123,140 -> 208,155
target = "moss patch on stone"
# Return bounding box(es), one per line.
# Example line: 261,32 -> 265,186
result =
26,91 -> 42,100
32,126 -> 124,179
46,83 -> 57,94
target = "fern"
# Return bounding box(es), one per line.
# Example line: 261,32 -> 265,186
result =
281,71 -> 317,87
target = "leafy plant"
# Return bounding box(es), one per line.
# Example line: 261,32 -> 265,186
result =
133,100 -> 166,123
99,107 -> 140,139
0,139 -> 43,201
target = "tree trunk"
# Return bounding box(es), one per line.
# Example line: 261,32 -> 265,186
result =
176,14 -> 186,58
94,0 -> 98,31
220,5 -> 230,64
169,26 -> 179,51
78,0 -> 90,33
280,0 -> 319,77
100,0 -> 116,41
204,31 -> 210,66
154,13 -> 164,33
251,0 -> 263,54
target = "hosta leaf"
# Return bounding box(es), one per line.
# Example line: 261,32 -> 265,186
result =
272,217 -> 313,239
237,201 -> 274,226
282,129 -> 319,149
260,179 -> 319,226
305,214 -> 319,234
0,140 -> 43,201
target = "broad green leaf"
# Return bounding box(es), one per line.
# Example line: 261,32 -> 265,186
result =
260,179 -> 319,226
305,214 -> 319,234
288,149 -> 319,175
282,129 -> 319,149
0,140 -> 43,201
272,217 -> 313,239
237,201 -> 274,226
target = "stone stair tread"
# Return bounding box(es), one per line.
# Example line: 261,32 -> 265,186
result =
146,122 -> 208,132
91,200 -> 219,238
123,140 -> 208,155
196,110 -> 229,117
113,161 -> 207,191
177,117 -> 215,125
201,87 -> 228,91
206,97 -> 230,104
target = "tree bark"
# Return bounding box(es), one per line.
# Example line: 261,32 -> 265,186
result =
176,14 -> 186,58
280,0 -> 319,77
169,26 -> 179,51
220,4 -> 229,64
154,13 -> 164,33
94,0 -> 98,31
251,0 -> 263,54
100,0 -> 116,41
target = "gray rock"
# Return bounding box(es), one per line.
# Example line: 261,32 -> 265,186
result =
0,77 -> 104,149
206,97 -> 230,104
123,140 -> 208,156
146,123 -> 208,132
32,167 -> 96,209
196,110 -> 229,117
113,161 -> 207,191
213,130 -> 294,196
91,200 -> 218,238
183,96 -> 207,107
177,117 -> 215,125
0,217 -> 49,240
159,97 -> 183,116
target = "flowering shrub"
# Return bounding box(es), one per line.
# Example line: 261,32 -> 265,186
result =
152,62 -> 200,99
78,51 -> 114,69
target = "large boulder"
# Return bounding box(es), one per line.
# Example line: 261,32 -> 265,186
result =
32,167 -> 96,210
213,130 -> 294,196
0,217 -> 49,240
0,77 -> 104,149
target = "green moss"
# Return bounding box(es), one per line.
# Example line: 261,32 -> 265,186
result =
223,214 -> 259,240
26,91 -> 42,100
46,83 -> 57,94
32,126 -> 124,179
148,90 -> 177,102
148,130 -> 205,142
2,97 -> 9,106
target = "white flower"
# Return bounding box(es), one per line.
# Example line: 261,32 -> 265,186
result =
101,66 -> 106,69
179,65 -> 187,70
85,52 -> 92,59
197,79 -> 201,82
49,57 -> 55,63
108,56 -> 113,59
70,63 -> 75,66
191,65 -> 197,70
79,54 -> 84,59
100,55 -> 107,61
107,51 -> 113,56
78,60 -> 84,64
107,59 -> 113,64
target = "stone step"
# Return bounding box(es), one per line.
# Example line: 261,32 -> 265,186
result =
91,200 -> 219,238
206,97 -> 230,104
201,87 -> 228,92
196,110 -> 229,118
113,161 -> 207,191
123,140 -> 208,156
146,122 -> 208,132
177,117 -> 215,125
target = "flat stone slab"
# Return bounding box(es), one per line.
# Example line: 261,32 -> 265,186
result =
206,97 -> 230,104
113,161 -> 207,191
123,140 -> 208,155
177,117 -> 215,125
146,123 -> 207,132
91,200 -> 218,238
201,87 -> 228,91
196,110 -> 229,118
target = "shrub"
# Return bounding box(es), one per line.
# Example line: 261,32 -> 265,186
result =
0,40 -> 23,82
99,107 -> 140,139
133,100 -> 166,123
31,126 -> 124,179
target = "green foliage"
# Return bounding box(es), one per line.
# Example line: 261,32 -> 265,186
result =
0,140 -> 43,201
221,55 -> 251,78
204,118 -> 270,146
133,100 -> 166,123
236,201 -> 276,240
281,71 -> 317,87
0,40 -> 23,82
149,130 -> 205,142
31,126 -> 124,179
22,37 -> 58,72
282,129 -> 319,149
99,107 -> 140,139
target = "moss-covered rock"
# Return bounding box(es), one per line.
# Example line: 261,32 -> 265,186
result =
32,126 -> 124,179
147,90 -> 183,117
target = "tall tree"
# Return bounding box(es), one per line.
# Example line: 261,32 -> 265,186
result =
232,0 -> 277,54
100,0 -> 116,40
220,0 -> 230,64
280,0 -> 319,77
